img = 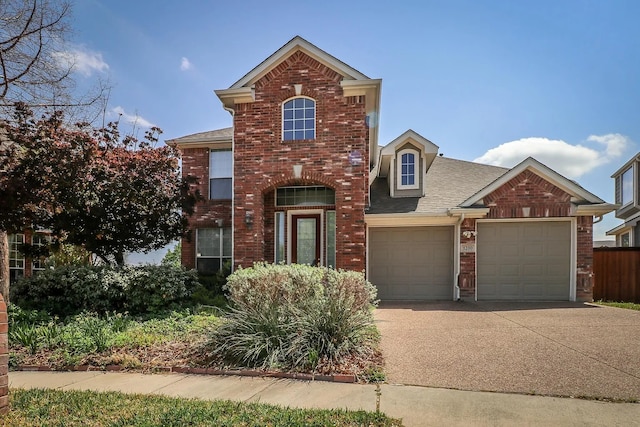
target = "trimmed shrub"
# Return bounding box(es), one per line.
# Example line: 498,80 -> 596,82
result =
11,265 -> 199,317
209,263 -> 378,370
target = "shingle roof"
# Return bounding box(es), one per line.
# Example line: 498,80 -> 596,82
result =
166,127 -> 233,145
368,156 -> 508,215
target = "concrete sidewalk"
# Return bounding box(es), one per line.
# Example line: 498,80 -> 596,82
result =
9,371 -> 640,426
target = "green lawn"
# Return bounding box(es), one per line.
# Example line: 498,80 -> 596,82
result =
596,301 -> 640,311
4,388 -> 402,427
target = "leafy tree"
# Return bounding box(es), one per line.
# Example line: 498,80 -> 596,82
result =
0,0 -> 109,302
161,242 -> 182,267
0,105 -> 199,299
0,0 -> 108,120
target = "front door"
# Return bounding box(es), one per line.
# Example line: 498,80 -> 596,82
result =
291,214 -> 321,265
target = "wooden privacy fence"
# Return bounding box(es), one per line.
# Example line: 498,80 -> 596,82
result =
593,247 -> 640,303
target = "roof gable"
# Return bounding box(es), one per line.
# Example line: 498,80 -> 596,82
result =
166,127 -> 233,148
380,129 -> 438,155
230,36 -> 369,89
460,157 -> 605,207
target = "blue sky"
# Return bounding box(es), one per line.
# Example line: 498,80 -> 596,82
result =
64,0 -> 640,260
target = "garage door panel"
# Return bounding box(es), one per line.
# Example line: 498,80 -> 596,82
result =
369,227 -> 453,300
478,221 -> 571,301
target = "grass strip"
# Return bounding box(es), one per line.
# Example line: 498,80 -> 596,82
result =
596,301 -> 640,311
4,388 -> 403,426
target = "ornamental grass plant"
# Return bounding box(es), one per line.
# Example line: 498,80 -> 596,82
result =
208,263 -> 379,371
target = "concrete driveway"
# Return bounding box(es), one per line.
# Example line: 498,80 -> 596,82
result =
375,301 -> 640,401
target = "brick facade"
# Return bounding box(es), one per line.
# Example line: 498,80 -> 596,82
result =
230,51 -> 369,271
457,170 -> 595,301
181,147 -> 232,269
176,38 -> 605,302
0,294 -> 8,414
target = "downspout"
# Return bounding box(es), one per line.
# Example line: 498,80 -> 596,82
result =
454,213 -> 465,301
223,106 -> 235,272
593,215 -> 603,224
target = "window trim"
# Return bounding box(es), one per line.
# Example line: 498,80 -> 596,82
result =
282,96 -> 316,141
195,227 -> 232,274
31,233 -> 51,272
275,186 -> 336,207
397,148 -> 420,190
620,231 -> 631,247
9,233 -> 25,283
209,149 -> 232,200
275,212 -> 285,264
620,166 -> 634,207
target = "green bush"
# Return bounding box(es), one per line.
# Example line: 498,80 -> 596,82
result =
209,263 -> 378,370
11,265 -> 200,317
191,261 -> 231,307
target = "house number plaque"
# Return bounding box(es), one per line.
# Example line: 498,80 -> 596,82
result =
460,243 -> 476,253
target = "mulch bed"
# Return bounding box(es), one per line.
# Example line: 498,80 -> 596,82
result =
10,339 -> 385,384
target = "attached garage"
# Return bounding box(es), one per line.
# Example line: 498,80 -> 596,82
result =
476,221 -> 572,301
369,226 -> 454,300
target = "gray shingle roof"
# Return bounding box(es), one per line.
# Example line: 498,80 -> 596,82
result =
368,156 -> 508,215
166,127 -> 233,144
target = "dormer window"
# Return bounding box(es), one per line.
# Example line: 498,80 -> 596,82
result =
397,148 -> 419,190
283,97 -> 315,141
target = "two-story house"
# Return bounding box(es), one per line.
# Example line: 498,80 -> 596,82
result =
607,153 -> 640,246
168,36 -> 615,302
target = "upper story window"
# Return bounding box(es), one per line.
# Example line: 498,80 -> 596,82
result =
283,97 -> 315,141
397,148 -> 419,190
621,166 -> 633,206
209,149 -> 232,200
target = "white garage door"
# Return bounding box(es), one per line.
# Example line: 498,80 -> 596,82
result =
477,221 -> 571,301
369,226 -> 454,300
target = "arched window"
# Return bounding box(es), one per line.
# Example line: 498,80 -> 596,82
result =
283,97 -> 315,141
397,148 -> 419,189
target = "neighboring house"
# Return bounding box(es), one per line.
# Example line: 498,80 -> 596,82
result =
168,36 -> 615,302
607,153 -> 640,246
8,232 -> 50,283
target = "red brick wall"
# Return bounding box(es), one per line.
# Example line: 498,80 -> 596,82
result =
180,147 -> 232,269
231,51 -> 369,271
483,170 -> 572,219
457,170 -> 595,301
458,218 -> 477,299
576,215 -> 594,301
0,294 -> 8,414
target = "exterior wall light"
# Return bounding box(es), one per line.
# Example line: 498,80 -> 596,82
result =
245,211 -> 254,227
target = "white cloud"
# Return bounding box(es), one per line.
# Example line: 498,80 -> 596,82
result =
52,46 -> 109,76
473,134 -> 631,179
111,106 -> 155,129
180,57 -> 192,71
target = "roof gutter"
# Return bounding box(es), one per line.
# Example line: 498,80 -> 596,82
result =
572,203 -> 618,217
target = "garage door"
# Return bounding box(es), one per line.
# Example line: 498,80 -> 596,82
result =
369,226 -> 453,300
477,221 -> 571,300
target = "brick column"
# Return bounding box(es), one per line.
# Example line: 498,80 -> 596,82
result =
0,294 -> 8,414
